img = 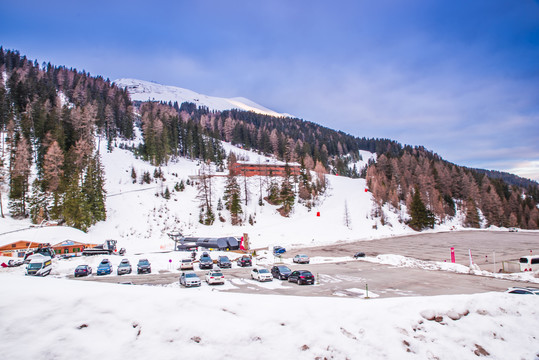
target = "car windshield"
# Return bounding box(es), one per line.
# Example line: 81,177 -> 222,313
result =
186,273 -> 197,278
76,265 -> 86,270
201,256 -> 211,261
211,272 -> 223,277
299,255 -> 308,258
219,257 -> 230,262
300,271 -> 312,276
138,260 -> 150,265
28,263 -> 43,269
119,263 -> 129,267
182,259 -> 191,263
259,269 -> 269,273
99,263 -> 109,268
278,266 -> 290,272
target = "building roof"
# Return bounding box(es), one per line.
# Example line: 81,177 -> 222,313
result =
236,159 -> 300,167
0,226 -> 95,248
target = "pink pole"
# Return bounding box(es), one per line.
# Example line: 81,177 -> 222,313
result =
450,247 -> 455,263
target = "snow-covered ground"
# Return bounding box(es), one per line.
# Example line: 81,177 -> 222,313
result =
1,273 -> 538,360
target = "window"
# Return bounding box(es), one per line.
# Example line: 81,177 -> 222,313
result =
531,258 -> 539,265
12,244 -> 16,248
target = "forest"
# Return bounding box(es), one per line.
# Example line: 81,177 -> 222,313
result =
1,48 -> 537,231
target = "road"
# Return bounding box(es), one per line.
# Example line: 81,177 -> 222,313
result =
75,230 -> 538,299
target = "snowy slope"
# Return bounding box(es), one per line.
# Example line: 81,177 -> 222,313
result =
79,137 -> 415,254
114,78 -> 291,117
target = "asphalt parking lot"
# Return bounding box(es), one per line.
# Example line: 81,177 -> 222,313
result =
76,231 -> 538,299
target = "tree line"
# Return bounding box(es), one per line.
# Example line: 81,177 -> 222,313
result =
0,48 -> 133,230
366,147 -> 539,230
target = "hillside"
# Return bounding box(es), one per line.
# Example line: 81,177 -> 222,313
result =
114,78 -> 291,118
0,48 -> 537,236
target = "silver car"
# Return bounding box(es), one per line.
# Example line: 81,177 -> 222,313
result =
293,254 -> 310,264
180,272 -> 201,287
117,259 -> 132,275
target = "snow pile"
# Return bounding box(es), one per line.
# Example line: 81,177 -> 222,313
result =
361,254 -> 539,284
1,274 -> 537,360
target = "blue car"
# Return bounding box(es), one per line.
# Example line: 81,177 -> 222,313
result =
273,246 -> 286,256
97,259 -> 113,275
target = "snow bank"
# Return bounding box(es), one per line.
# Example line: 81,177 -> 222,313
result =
1,274 -> 537,360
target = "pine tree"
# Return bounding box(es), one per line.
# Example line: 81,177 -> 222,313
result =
279,163 -> 295,216
82,153 -> 107,224
464,198 -> 481,228
28,179 -> 50,224
224,174 -> 242,225
217,198 -> 223,211
63,173 -> 91,231
131,166 -> 137,184
163,186 -> 171,199
408,187 -> 435,230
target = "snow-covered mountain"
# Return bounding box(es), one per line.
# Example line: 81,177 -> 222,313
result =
114,78 -> 291,118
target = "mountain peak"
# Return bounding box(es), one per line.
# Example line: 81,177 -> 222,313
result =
114,78 -> 289,117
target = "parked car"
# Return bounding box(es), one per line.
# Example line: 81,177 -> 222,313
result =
353,252 -> 366,258
117,259 -> 132,275
96,259 -> 113,275
74,264 -> 92,277
271,265 -> 292,280
236,255 -> 252,267
199,254 -> 214,269
506,287 -> 539,295
179,272 -> 201,287
217,256 -> 232,268
180,258 -> 194,270
293,254 -> 310,264
25,255 -> 52,277
251,267 -> 273,282
519,255 -> 539,272
273,246 -> 286,256
205,270 -> 225,285
288,270 -> 315,285
137,259 -> 151,274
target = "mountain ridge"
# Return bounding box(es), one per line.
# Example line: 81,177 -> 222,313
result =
114,78 -> 293,118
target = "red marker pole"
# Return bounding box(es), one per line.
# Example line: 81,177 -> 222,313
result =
450,247 -> 455,263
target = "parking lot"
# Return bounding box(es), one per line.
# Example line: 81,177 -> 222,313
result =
75,230 -> 538,299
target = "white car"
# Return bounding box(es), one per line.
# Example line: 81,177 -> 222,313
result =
180,258 -> 194,270
205,270 -> 225,285
250,268 -> 273,282
179,272 -> 201,287
506,287 -> 539,295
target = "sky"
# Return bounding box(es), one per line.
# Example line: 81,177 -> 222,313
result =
2,0 -> 539,181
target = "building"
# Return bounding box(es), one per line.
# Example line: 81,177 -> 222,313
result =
230,160 -> 301,177
0,226 -> 97,258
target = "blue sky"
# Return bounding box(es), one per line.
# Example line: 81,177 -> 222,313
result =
2,0 -> 539,180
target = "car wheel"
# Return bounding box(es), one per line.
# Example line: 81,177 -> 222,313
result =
298,279 -> 303,285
